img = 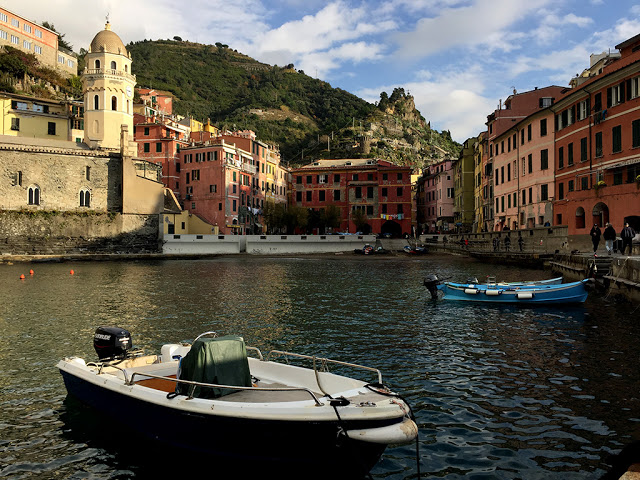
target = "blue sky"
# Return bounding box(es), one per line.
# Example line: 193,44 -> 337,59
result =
7,0 -> 640,142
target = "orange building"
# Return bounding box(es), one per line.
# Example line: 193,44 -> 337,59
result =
552,33 -> 640,235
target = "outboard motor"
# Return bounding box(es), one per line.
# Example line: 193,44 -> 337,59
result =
423,274 -> 441,299
93,326 -> 132,361
465,277 -> 479,284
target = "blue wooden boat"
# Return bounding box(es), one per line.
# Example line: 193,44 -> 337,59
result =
484,276 -> 563,286
423,275 -> 591,304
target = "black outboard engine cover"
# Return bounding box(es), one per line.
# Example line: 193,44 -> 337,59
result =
94,326 -> 132,360
423,274 -> 441,299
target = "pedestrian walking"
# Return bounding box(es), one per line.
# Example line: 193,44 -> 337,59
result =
621,222 -> 636,255
504,235 -> 511,252
492,237 -> 498,252
590,224 -> 601,256
518,235 -> 524,252
603,223 -> 616,255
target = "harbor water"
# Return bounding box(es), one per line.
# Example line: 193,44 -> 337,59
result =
1,255 -> 639,479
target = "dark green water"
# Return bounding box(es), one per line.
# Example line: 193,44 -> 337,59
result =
1,255 -> 639,479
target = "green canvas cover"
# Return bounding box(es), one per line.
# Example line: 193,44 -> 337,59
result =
175,335 -> 252,399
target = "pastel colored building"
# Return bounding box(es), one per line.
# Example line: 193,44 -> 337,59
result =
454,139 -> 476,232
133,112 -> 190,198
487,86 -> 565,231
137,89 -> 173,115
552,33 -> 640,235
291,158 -> 413,236
416,159 -> 454,233
0,93 -> 69,141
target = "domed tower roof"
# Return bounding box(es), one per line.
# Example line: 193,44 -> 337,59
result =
89,22 -> 128,56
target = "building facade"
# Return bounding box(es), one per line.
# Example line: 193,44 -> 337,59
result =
552,34 -> 640,235
0,7 -> 77,76
291,158 -> 413,236
416,159 -> 454,233
454,140 -> 475,232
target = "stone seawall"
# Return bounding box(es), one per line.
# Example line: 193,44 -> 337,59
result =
0,211 -> 159,255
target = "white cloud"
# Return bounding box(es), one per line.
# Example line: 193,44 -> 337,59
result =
392,0 -> 553,59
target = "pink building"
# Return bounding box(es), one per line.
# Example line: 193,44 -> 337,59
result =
487,86 -> 565,230
417,159 -> 454,233
137,89 -> 173,115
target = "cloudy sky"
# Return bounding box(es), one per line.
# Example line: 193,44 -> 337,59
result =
6,0 -> 640,142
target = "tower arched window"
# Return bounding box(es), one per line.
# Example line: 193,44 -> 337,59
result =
95,59 -> 100,69
79,189 -> 91,207
94,94 -> 99,110
28,185 -> 40,205
124,65 -> 128,73
111,96 -> 117,111
110,60 -> 116,70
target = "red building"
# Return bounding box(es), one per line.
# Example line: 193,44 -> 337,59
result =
291,159 -> 413,236
137,89 -> 173,115
133,112 -> 190,198
552,33 -> 640,235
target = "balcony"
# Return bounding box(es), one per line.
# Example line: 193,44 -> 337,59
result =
84,68 -> 136,82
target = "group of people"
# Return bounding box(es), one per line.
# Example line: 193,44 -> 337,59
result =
590,222 -> 636,256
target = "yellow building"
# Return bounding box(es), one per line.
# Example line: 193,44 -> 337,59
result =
473,132 -> 487,232
83,21 -> 136,151
0,93 -> 68,140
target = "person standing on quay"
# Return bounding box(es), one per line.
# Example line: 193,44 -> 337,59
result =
621,222 -> 636,255
590,224 -> 601,256
603,223 -> 616,255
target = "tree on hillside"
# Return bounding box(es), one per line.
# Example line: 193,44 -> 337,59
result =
42,21 -> 73,51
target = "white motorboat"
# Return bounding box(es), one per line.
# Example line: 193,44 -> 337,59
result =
57,328 -> 418,476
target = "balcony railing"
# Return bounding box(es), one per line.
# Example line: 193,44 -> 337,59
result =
84,68 -> 136,82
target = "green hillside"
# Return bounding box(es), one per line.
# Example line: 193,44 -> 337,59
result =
128,39 -> 461,165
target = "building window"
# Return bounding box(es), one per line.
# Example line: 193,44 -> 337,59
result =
558,182 -> 564,199
111,96 -> 117,111
86,166 -> 91,181
522,189 -> 526,205
318,174 -> 328,184
334,189 -> 340,201
568,180 -> 574,192
334,174 -> 340,182
11,18 -> 19,27
156,142 -> 162,152
110,60 -> 116,70
540,149 -> 548,170
94,95 -> 99,110
527,154 -> 532,174
232,200 -> 236,211
568,143 -> 574,166
355,187 -> 362,198
95,59 -> 100,69
306,191 -> 311,201
79,189 -> 91,207
367,186 -> 374,198
0,12 -> 7,22
397,204 -> 403,214
34,45 -> 42,54
47,122 -> 56,135
319,190 -> 325,201
143,143 -> 150,153
558,147 -> 564,169
23,40 -> 31,50
541,184 -> 548,201
10,117 -> 19,131
296,176 -> 302,184
528,187 -> 532,204
633,119 -> 640,148
210,184 -> 217,193
10,34 -> 18,45
296,191 -> 302,202
396,187 -> 403,196
28,185 -> 40,205
577,99 -> 589,121
0,30 -> 7,40
353,174 -> 358,181
607,83 -> 624,108
595,132 -> 603,157
612,125 -> 622,153
521,129 -> 525,145
540,119 -> 547,136
35,29 -> 42,38
580,137 -> 588,161
581,177 -> 589,190
381,187 -> 388,197
23,24 -> 31,33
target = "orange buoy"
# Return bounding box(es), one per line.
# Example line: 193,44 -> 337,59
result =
19,274 -> 25,279
70,269 -> 75,275
29,269 -> 34,275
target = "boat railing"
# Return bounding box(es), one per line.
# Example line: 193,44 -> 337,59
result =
266,350 -> 383,385
127,371 -> 324,406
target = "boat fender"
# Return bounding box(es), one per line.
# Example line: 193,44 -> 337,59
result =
485,289 -> 502,296
516,292 -> 534,299
464,288 -> 479,294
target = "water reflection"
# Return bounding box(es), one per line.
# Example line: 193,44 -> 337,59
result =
0,256 -> 638,479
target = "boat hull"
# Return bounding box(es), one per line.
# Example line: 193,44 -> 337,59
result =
59,366 -> 395,475
437,279 -> 589,304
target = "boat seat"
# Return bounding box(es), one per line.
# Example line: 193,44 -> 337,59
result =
136,375 -> 177,392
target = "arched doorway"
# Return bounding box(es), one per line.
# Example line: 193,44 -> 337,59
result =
359,223 -> 372,234
592,202 -> 609,227
381,220 -> 402,237
575,207 -> 585,229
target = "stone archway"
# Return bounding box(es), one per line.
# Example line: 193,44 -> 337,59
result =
592,202 -> 609,227
381,220 -> 402,237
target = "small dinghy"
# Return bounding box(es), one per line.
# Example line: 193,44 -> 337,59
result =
58,328 -> 418,476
